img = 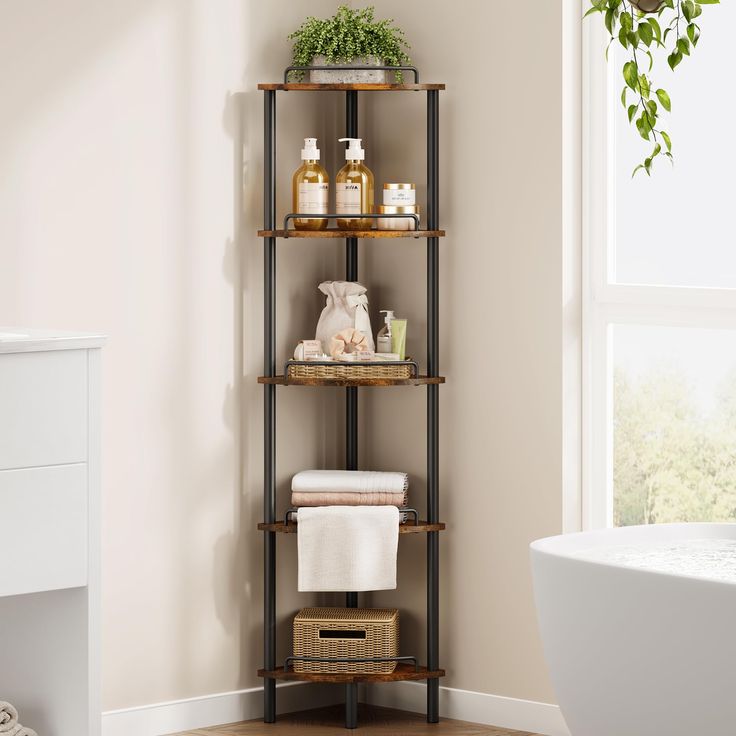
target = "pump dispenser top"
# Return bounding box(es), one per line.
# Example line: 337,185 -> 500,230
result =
336,137 -> 373,229
292,136 -> 328,231
301,137 -> 320,160
376,310 -> 395,353
339,137 -> 365,161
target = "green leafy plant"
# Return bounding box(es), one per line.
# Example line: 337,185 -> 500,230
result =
288,5 -> 410,82
585,0 -> 719,176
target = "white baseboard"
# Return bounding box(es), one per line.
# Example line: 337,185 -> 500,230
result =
102,681 -> 341,736
103,680 -> 570,736
364,681 -> 571,736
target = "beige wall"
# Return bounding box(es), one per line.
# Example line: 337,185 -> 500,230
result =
0,0 -> 565,711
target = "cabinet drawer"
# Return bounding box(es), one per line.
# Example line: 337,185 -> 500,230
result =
0,350 -> 87,470
0,464 -> 87,597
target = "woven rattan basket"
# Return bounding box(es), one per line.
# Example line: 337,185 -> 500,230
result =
292,607 -> 399,674
286,360 -> 416,381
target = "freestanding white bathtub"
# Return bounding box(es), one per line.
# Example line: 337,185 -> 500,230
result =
531,523 -> 736,736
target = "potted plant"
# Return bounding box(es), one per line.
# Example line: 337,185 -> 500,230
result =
288,5 -> 411,84
585,0 -> 719,175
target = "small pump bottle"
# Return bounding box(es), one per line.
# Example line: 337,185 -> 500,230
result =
292,138 -> 329,231
377,310 -> 394,353
336,138 -> 374,230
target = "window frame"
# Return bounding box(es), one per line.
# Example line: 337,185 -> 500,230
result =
582,14 -> 736,530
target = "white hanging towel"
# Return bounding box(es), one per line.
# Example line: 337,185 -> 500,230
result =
297,506 -> 399,592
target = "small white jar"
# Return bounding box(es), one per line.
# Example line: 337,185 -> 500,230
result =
376,204 -> 420,231
383,183 -> 416,206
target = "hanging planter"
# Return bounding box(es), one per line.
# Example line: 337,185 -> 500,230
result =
287,5 -> 411,84
585,0 -> 720,176
630,0 -> 666,12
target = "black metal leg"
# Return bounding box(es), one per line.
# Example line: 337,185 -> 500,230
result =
426,88 -> 440,725
344,87 -> 360,729
345,683 -> 358,729
263,88 -> 277,725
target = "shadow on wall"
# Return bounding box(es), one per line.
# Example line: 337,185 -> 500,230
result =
212,89 -> 247,652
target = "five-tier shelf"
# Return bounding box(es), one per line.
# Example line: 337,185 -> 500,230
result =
256,67 -> 445,730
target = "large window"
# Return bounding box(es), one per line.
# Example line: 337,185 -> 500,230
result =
583,4 -> 736,529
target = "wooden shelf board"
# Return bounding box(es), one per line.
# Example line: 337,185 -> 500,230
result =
258,375 -> 445,387
258,664 -> 445,683
258,83 -> 445,91
258,520 -> 445,534
258,229 -> 445,239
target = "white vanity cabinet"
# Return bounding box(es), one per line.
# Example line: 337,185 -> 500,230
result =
0,330 -> 104,736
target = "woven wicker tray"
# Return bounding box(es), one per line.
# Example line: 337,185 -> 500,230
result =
286,359 -> 417,381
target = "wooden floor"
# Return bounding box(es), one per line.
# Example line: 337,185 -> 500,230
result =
172,704 -> 538,735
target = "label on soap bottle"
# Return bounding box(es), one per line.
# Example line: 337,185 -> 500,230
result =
298,183 -> 328,213
336,182 -> 362,214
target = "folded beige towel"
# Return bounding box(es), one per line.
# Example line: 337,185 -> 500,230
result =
0,703 -> 17,733
291,490 -> 408,508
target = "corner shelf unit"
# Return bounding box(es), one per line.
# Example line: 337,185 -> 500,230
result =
258,72 -> 444,729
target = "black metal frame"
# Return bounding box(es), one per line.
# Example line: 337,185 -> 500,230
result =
426,88 -> 440,725
262,74 -> 441,729
284,507 -> 420,526
281,211 -> 421,236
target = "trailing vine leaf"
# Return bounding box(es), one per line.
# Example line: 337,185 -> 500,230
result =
668,49 -> 683,70
585,0 -> 720,176
624,60 -> 639,89
639,21 -> 654,44
648,16 -> 663,43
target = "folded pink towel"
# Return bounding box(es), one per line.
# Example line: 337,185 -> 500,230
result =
291,490 -> 407,508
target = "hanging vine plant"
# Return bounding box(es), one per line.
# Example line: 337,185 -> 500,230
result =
585,0 -> 719,176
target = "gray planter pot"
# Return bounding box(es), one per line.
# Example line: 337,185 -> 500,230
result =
309,56 -> 387,84
630,0 -> 665,11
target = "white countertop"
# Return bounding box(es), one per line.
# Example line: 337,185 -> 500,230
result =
0,328 -> 107,354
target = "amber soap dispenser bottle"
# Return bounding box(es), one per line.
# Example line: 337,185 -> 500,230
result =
336,137 -> 374,230
292,137 -> 329,231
